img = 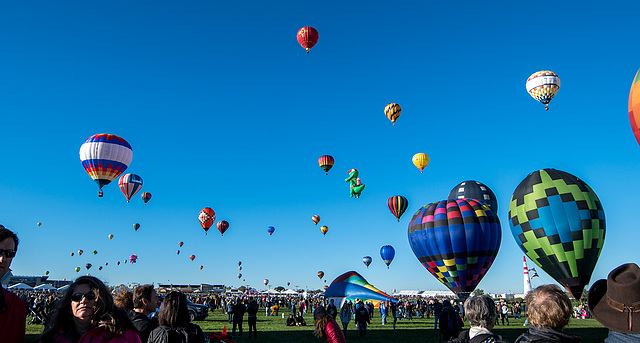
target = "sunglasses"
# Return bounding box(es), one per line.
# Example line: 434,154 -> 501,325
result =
71,291 -> 96,302
0,249 -> 16,258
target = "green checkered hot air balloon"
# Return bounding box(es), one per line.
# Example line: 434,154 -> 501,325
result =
508,169 -> 605,300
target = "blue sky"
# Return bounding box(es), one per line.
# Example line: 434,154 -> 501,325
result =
1,1 -> 639,295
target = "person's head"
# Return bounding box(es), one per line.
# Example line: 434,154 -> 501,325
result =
464,295 -> 497,330
158,291 -> 189,327
588,263 -> 640,334
113,289 -> 134,311
526,284 -> 573,331
0,225 -> 19,279
133,285 -> 158,315
313,306 -> 332,338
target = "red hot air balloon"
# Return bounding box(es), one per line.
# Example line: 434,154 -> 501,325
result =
178,241 -> 184,247
189,254 -> 196,261
297,26 -> 319,53
217,220 -> 229,236
199,208 -> 215,235
318,155 -> 334,175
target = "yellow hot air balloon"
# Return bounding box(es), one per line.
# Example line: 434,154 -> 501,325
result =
320,225 -> 328,236
384,103 -> 401,126
108,234 -> 114,240
75,267 -> 81,273
412,153 -> 429,173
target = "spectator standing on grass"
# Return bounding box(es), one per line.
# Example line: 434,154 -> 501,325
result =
314,305 -> 346,343
500,301 -> 510,325
355,300 -> 370,338
514,285 -> 580,343
588,263 -> 640,343
129,285 -> 159,343
434,298 -> 443,330
380,300 -> 387,325
327,299 -> 338,320
246,299 -> 258,339
449,295 -> 509,343
0,226 -> 26,343
231,297 -> 246,338
390,300 -> 398,330
339,302 -> 352,337
147,291 -> 204,343
440,299 -> 464,342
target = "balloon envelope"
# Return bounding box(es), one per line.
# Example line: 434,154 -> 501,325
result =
118,173 -> 143,202
320,225 -> 328,236
380,245 -> 395,268
317,271 -> 324,279
264,279 -> 269,285
526,70 -> 560,110
79,134 -> 132,196
141,192 -> 152,204
133,223 -> 140,231
129,255 -> 138,263
412,153 -> 429,173
629,68 -> 640,147
267,226 -> 275,235
387,196 -> 408,222
324,271 -> 398,308
217,220 -> 229,236
297,26 -> 319,53
384,103 -> 401,126
189,255 -> 196,261
318,155 -> 334,175
199,208 -> 215,235
448,180 -> 498,213
362,256 -> 372,268
508,169 -> 605,299
108,234 -> 114,240
408,199 -> 501,300
312,215 -> 320,225
237,273 -> 242,279
178,242 -> 183,247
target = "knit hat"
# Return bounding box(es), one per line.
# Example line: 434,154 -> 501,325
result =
313,305 -> 327,319
588,263 -> 640,333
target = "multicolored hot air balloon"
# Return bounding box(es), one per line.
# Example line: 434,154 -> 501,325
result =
75,267 -> 81,273
237,273 -> 242,279
312,215 -> 320,225
628,68 -> 640,147
118,173 -> 143,203
448,180 -> 498,213
78,250 -> 83,256
526,70 -> 560,111
318,155 -> 334,175
324,271 -> 398,308
384,103 -> 401,126
508,169 -> 605,300
199,208 -> 215,235
324,286 -> 328,291
70,252 -> 74,257
317,271 -> 324,279
79,134 -> 133,197
37,222 -> 42,227
264,279 -> 269,286
130,254 -> 138,263
320,225 -> 328,236
238,266 -> 242,271
199,265 -> 203,270
133,223 -> 140,231
388,196 -> 408,222
141,192 -> 152,204
363,256 -> 372,268
98,266 -> 103,271
380,245 -> 395,268
412,153 -> 429,173
189,254 -> 196,261
108,234 -> 114,240
217,220 -> 229,236
408,199 -> 502,300
297,26 -> 319,53
267,226 -> 275,236
178,242 -> 183,247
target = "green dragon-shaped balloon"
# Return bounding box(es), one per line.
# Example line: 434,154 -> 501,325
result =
345,168 -> 365,198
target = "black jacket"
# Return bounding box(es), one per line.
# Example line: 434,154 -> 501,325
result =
515,326 -> 581,343
129,310 -> 158,343
147,323 -> 205,343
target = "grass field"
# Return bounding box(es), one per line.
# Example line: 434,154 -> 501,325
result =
26,309 -> 609,342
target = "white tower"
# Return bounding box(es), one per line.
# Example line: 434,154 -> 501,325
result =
523,256 -> 532,296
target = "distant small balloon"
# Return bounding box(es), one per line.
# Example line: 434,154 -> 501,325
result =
78,250 -> 83,256
178,241 -> 184,247
237,273 -> 242,279
70,252 -> 74,257
108,234 -> 114,240
217,220 -> 229,236
141,192 -> 152,204
37,222 -> 42,227
177,250 -> 180,255
45,271 -> 49,275
199,265 -> 203,270
105,262 -> 108,266
238,261 -> 242,266
117,261 -> 120,265
264,279 -> 269,286
312,215 -> 320,225
133,223 -> 140,231
98,266 -> 103,271
238,266 -> 242,271
189,254 -> 196,261
130,254 -> 138,263
92,250 -> 98,255
320,225 -> 328,236
267,226 -> 275,236
75,267 -> 81,272
85,263 -> 92,270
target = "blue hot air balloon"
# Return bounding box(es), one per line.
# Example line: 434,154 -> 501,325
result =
380,245 -> 395,268
267,226 -> 275,236
362,256 -> 372,268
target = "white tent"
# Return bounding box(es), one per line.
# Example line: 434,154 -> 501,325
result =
57,284 -> 70,291
262,289 -> 281,294
8,282 -> 33,290
33,284 -> 57,290
282,289 -> 298,295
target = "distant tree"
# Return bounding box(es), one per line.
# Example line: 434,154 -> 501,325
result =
275,286 -> 285,292
238,286 -> 246,292
472,289 -> 485,296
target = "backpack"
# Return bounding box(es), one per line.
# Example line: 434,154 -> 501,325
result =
448,330 -> 502,343
441,311 -> 462,334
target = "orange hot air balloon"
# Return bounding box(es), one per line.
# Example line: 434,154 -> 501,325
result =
318,155 -> 334,175
199,265 -> 203,270
312,215 -> 320,225
629,68 -> 640,147
320,225 -> 328,236
384,103 -> 401,126
297,26 -> 319,53
199,207 -> 215,235
105,262 -> 108,266
189,254 -> 196,261
108,234 -> 114,240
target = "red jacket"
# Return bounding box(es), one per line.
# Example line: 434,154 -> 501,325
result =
324,320 -> 346,343
0,288 -> 26,343
48,327 -> 141,343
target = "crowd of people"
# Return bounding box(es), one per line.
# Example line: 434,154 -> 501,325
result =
2,225 -> 640,343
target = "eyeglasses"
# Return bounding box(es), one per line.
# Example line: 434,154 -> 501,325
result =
0,249 -> 16,258
71,291 -> 96,302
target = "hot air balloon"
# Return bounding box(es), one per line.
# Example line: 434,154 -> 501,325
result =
118,173 -> 143,203
318,155 -> 334,175
287,282 -> 290,286
388,196 -> 408,222
91,250 -> 98,255
178,242 -> 184,247
408,198 -> 501,300
323,286 -> 328,291
108,234 -> 114,240
79,134 -> 133,197
345,169 -> 365,198
320,225 -> 328,236
238,273 -> 242,279
384,103 -> 401,126
238,266 -> 242,271
70,252 -> 74,257
199,265 -> 203,270
199,208 -> 215,235
629,68 -> 640,147
98,266 -> 103,271
267,226 -> 275,236
380,245 -> 395,269
238,261 -> 242,266
85,263 -> 92,270
312,215 -> 320,225
37,222 -> 42,227
412,153 -> 429,173
317,271 -> 324,279
526,70 -> 560,111
117,261 -> 120,265
75,267 -> 81,273
45,271 -> 49,275
363,256 -> 372,268
508,169 -> 605,299
133,223 -> 140,231
177,250 -> 180,255
105,262 -> 108,266
130,254 -> 138,263
189,255 -> 196,261
297,26 -> 319,53
78,250 -> 83,256
448,180 -> 498,213
263,279 -> 269,286
141,192 -> 152,204
217,220 -> 229,236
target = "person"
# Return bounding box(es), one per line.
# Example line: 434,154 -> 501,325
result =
296,312 -> 307,326
147,291 -> 205,343
313,305 -> 346,343
232,297 -> 246,338
380,301 -> 387,325
440,299 -> 464,341
514,284 -> 581,343
451,295 -> 509,343
226,299 -> 234,323
40,275 -> 141,343
327,299 -> 338,320
500,302 -> 510,325
0,225 -> 26,343
339,302 -> 352,337
129,285 -> 159,343
354,300 -> 370,338
588,263 -> 640,342
434,299 -> 443,330
286,314 -> 297,326
246,298 -> 259,339
390,300 -> 398,330
114,289 -> 134,311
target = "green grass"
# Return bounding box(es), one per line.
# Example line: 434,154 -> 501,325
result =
26,310 -> 609,343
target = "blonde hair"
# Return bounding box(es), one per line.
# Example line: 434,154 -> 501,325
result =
314,314 -> 332,338
526,284 -> 573,331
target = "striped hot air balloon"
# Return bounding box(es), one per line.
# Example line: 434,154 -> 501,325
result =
384,103 -> 401,126
526,70 -> 560,110
318,155 -> 334,175
79,134 -> 133,197
387,196 -> 408,222
118,173 -> 143,203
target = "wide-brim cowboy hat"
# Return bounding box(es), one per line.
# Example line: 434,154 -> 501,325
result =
588,263 -> 640,334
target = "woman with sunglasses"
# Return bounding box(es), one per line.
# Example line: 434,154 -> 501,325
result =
148,291 -> 205,343
40,276 -> 141,343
